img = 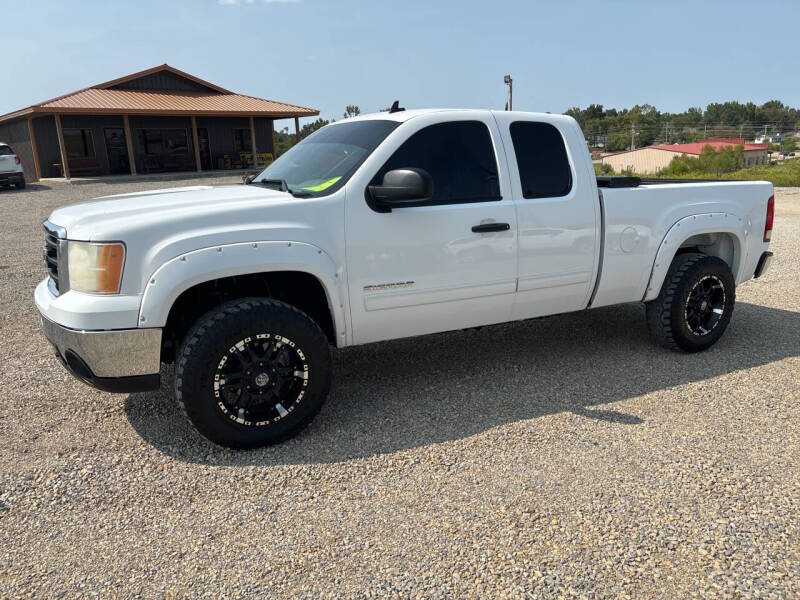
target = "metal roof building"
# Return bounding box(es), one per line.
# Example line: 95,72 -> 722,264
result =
0,64 -> 318,181
601,138 -> 769,175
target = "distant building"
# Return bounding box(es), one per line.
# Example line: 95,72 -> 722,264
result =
0,64 -> 318,181
754,134 -> 781,144
601,138 -> 768,174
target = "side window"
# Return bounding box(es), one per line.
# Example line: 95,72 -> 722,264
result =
371,121 -> 501,205
510,121 -> 572,198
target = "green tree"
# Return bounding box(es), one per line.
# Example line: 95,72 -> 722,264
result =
660,153 -> 697,176
606,132 -> 631,152
343,105 -> 361,119
712,147 -> 738,175
300,117 -> 330,138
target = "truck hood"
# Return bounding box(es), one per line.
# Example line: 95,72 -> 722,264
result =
49,185 -> 294,241
46,183 -> 345,295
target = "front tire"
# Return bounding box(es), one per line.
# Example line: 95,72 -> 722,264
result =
645,253 -> 736,352
175,298 -> 332,449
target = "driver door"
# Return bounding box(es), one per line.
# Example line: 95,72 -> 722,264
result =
344,113 -> 518,344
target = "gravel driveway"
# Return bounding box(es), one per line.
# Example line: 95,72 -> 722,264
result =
1,178 -> 798,598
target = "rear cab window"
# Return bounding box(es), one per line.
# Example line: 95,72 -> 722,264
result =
509,122 -> 572,198
0,145 -> 14,156
370,120 -> 501,206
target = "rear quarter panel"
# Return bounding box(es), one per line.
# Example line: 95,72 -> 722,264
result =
591,181 -> 773,308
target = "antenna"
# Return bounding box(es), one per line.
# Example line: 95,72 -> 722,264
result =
503,75 -> 513,111
389,100 -> 405,114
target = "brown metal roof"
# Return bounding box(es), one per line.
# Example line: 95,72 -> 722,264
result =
0,64 -> 318,122
35,88 -> 318,117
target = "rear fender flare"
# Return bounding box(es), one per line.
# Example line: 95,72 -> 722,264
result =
643,212 -> 747,302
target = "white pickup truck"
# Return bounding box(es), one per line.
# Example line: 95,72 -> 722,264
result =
36,108 -> 775,448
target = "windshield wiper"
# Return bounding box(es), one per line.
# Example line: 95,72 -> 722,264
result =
253,178 -> 312,198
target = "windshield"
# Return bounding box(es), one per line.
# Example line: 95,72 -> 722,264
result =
252,119 -> 400,196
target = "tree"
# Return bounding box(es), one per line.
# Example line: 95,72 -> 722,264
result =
606,132 -> 631,152
300,117 -> 330,138
343,105 -> 361,119
698,145 -> 717,173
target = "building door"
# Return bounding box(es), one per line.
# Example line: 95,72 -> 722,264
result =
197,128 -> 212,170
104,128 -> 129,174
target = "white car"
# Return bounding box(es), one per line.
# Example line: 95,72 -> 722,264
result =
36,108 -> 775,448
0,143 -> 25,189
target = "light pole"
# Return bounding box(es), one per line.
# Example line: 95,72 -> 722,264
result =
504,75 -> 513,111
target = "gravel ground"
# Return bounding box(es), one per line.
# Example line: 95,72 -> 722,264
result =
0,178 -> 798,599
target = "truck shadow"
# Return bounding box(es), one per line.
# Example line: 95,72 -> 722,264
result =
124,301 -> 800,466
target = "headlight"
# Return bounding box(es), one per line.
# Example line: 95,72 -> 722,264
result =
67,242 -> 125,294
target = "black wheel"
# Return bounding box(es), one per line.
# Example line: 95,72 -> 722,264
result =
645,253 -> 736,353
175,298 -> 332,449
15,179 -> 26,190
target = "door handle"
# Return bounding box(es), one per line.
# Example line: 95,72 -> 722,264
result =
471,222 -> 510,233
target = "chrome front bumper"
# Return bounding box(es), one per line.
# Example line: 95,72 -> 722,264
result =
39,314 -> 162,393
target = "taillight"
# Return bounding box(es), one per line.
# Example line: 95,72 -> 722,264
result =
763,195 -> 774,242
14,156 -> 20,165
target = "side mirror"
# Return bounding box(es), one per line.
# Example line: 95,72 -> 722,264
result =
368,168 -> 433,210
243,174 -> 255,185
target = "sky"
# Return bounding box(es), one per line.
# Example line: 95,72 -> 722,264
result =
4,0 -> 799,128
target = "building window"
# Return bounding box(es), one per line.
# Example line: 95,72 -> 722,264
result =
135,128 -> 192,173
137,129 -> 188,155
63,129 -> 95,158
234,129 -> 252,153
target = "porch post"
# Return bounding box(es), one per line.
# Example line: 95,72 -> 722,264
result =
54,114 -> 70,179
294,117 -> 300,141
123,115 -> 136,175
249,116 -> 258,167
27,117 -> 41,181
271,120 -> 277,158
191,116 -> 202,172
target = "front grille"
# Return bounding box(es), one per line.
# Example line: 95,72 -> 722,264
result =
43,226 -> 61,293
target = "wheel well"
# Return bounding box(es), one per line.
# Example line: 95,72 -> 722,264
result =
161,271 -> 336,363
676,232 -> 738,273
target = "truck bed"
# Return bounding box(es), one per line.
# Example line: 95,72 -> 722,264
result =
591,178 -> 773,309
596,176 -> 728,188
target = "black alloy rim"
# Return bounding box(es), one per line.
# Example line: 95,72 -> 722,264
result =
213,333 -> 309,426
684,275 -> 726,336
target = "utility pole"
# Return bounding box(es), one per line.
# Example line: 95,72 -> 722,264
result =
631,122 -> 636,150
503,75 -> 513,111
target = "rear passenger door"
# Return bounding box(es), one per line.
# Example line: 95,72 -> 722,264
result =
493,114 -> 600,319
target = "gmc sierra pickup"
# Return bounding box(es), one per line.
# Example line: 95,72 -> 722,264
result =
36,108 -> 775,448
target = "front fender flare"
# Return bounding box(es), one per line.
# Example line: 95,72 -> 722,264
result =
138,241 -> 348,344
643,212 -> 747,302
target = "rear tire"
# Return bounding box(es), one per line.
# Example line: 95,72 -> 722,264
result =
645,253 -> 735,352
175,297 -> 332,449
15,179 -> 26,190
